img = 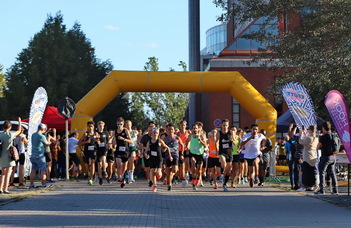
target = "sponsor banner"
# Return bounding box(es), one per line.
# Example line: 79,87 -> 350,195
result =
27,87 -> 48,155
282,82 -> 317,130
325,90 -> 351,163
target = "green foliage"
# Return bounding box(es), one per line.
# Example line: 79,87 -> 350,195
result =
0,64 -> 6,97
129,57 -> 189,127
2,12 -> 131,124
214,0 -> 351,120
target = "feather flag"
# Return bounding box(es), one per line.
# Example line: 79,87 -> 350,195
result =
282,82 -> 317,130
325,90 -> 351,163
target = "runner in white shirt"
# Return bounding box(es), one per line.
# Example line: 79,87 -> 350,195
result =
240,124 -> 266,187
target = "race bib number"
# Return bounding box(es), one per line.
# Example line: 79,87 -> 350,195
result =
222,143 -> 229,149
99,143 -> 105,147
170,148 -> 176,153
119,146 -> 126,152
129,143 -> 134,147
151,151 -> 157,156
88,146 -> 95,151
211,150 -> 217,155
194,146 -> 200,151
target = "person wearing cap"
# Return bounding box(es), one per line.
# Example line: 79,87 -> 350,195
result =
29,123 -> 52,188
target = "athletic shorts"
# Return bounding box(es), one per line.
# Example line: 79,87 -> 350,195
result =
19,153 -> 25,166
69,153 -> 81,166
239,152 -> 245,163
166,155 -> 179,167
149,157 -> 162,169
45,152 -> 52,163
190,153 -> 204,165
115,152 -> 129,163
128,150 -> 137,158
260,153 -> 270,169
84,150 -> 96,161
184,150 -> 190,158
220,153 -> 233,163
143,157 -> 150,168
96,149 -> 107,161
245,156 -> 260,166
208,157 -> 221,168
30,154 -> 47,171
232,155 -> 240,163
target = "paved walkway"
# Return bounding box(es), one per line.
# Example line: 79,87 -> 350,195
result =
0,180 -> 351,228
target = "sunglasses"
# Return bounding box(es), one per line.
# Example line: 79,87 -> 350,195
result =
117,123 -> 123,126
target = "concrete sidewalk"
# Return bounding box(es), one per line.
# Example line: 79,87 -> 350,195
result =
0,179 -> 351,228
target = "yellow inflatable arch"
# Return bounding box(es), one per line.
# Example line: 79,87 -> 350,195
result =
71,71 -> 277,142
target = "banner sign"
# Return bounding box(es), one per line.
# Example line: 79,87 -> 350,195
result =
282,82 -> 317,130
325,90 -> 351,163
27,87 -> 48,155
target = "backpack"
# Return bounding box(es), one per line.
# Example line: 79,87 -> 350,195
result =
328,133 -> 341,155
8,145 -> 19,161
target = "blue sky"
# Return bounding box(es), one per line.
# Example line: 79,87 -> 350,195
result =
0,1 -> 224,72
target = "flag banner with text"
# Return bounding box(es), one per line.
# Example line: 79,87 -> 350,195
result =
282,82 -> 317,130
325,90 -> 351,163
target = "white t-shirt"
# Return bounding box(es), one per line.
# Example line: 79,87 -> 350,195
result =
241,133 -> 265,159
68,137 -> 79,154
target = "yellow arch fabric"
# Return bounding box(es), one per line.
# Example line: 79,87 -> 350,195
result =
72,71 -> 276,142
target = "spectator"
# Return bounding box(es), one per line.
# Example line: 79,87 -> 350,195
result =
29,123 -> 52,188
10,127 -> 28,187
316,121 -> 339,195
0,118 -> 22,194
299,125 -> 318,191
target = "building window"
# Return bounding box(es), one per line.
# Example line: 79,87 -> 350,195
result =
232,98 -> 240,128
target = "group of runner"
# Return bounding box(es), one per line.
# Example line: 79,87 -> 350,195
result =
74,118 -> 270,192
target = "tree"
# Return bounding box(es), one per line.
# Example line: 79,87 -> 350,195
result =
214,0 -> 351,119
2,12 -> 131,126
0,64 -> 6,97
128,57 -> 189,127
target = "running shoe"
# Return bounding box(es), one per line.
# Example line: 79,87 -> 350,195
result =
331,192 -> 339,195
231,182 -> 236,188
219,174 -> 224,183
199,180 -> 204,187
9,183 -> 15,187
214,184 -> 218,189
244,177 -> 248,182
152,186 -> 157,192
29,184 -> 37,189
99,178 -> 103,185
193,184 -> 198,190
195,179 -> 200,186
106,178 -> 111,184
120,180 -> 126,188
88,180 -> 93,185
102,171 -> 108,179
241,178 -> 245,185
163,179 -> 167,185
315,190 -> 325,195
182,180 -> 187,188
223,185 -> 229,192
249,178 -> 253,188
19,183 -> 26,187
258,182 -> 264,187
210,180 -> 214,185
41,184 -> 53,188
168,185 -> 172,191
254,176 -> 259,184
148,180 -> 153,187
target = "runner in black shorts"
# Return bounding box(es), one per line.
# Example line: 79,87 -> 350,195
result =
106,129 -> 116,183
140,122 -> 155,187
114,117 -> 133,188
145,128 -> 170,192
96,121 -> 109,185
177,120 -> 191,186
161,123 -> 184,191
78,121 -> 99,186
216,119 -> 234,192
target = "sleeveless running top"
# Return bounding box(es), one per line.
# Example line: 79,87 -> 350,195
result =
164,133 -> 179,158
189,135 -> 204,155
97,130 -> 108,152
208,138 -> 218,158
149,139 -> 162,158
129,130 -> 138,152
232,135 -> 240,155
84,132 -> 97,152
219,131 -> 232,155
178,130 -> 189,151
115,129 -> 129,153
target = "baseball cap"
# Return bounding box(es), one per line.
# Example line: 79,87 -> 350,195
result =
38,123 -> 47,130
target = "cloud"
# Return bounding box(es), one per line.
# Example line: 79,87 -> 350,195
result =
103,25 -> 120,31
146,43 -> 160,48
